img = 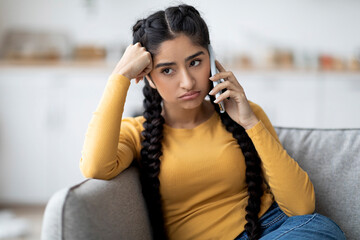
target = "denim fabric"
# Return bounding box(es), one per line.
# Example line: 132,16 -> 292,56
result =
234,202 -> 346,240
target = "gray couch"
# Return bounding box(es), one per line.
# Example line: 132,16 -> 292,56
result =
41,127 -> 360,240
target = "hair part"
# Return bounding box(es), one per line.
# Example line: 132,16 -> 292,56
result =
132,4 -> 210,56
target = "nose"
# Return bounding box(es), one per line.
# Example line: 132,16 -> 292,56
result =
179,68 -> 195,90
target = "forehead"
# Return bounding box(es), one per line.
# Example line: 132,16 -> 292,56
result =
153,34 -> 207,62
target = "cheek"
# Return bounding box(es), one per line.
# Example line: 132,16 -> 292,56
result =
197,66 -> 211,86
151,79 -> 177,99
200,62 -> 211,78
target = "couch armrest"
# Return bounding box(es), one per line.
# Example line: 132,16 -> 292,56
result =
41,166 -> 152,240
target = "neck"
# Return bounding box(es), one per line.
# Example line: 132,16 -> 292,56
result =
162,101 -> 214,129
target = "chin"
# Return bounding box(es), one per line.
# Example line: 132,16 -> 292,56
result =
180,98 -> 205,110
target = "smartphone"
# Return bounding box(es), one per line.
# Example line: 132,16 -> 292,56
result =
208,44 -> 225,113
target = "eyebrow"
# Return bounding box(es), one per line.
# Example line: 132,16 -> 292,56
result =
154,51 -> 205,69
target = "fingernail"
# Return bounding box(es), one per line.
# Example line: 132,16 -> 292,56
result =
209,76 -> 214,80
214,98 -> 219,103
209,89 -> 214,95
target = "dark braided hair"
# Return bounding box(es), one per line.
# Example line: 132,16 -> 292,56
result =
132,4 -> 264,240
209,94 -> 264,240
140,79 -> 167,239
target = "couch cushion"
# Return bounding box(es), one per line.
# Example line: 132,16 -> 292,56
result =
275,127 -> 360,240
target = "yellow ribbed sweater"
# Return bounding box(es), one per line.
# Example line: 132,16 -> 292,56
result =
80,74 -> 315,240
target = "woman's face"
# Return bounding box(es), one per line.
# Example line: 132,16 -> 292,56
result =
148,34 -> 211,111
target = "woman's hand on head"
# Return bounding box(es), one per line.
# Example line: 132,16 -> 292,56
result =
111,42 -> 153,83
208,60 -> 259,129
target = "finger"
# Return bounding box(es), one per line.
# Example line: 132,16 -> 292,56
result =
209,71 -> 234,82
215,60 -> 226,72
145,57 -> 153,74
135,71 -> 147,81
141,52 -> 152,73
214,89 -> 231,103
209,80 -> 231,95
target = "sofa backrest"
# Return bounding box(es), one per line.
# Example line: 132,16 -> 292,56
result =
275,127 -> 360,240
42,127 -> 360,240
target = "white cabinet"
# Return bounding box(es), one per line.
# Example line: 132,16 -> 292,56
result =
43,71 -> 108,200
0,73 -> 49,203
316,74 -> 360,127
0,66 -> 359,204
0,66 -> 144,204
235,70 -> 360,128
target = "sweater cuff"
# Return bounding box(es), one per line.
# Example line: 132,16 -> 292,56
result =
245,120 -> 266,139
108,74 -> 131,84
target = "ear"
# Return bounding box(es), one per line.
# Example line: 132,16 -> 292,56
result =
145,74 -> 157,89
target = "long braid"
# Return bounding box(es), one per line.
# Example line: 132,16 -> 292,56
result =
209,95 -> 264,240
133,5 -> 209,239
140,80 -> 167,239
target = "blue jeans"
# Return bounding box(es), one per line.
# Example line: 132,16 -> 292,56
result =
235,202 -> 346,240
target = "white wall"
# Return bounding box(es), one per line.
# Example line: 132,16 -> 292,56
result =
1,0 -> 360,61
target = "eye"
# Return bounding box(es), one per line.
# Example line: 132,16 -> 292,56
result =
161,68 -> 173,75
190,59 -> 201,67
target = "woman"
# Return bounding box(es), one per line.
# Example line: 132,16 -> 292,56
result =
80,4 -> 345,240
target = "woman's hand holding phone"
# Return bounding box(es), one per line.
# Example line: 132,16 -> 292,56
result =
112,42 -> 153,83
209,60 -> 259,130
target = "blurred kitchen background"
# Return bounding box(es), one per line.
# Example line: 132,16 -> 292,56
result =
0,0 -> 360,239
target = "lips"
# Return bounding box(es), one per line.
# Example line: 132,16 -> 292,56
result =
179,91 -> 201,100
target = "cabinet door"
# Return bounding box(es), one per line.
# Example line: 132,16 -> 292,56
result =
0,72 -> 48,203
235,71 -> 319,128
0,68 -> 146,204
45,71 -> 109,196
46,70 -> 145,197
317,74 -> 360,128
234,71 -> 360,128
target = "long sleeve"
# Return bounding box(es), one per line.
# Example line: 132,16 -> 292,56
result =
80,74 -> 137,180
246,102 -> 315,216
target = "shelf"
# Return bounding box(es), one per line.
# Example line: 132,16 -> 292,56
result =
0,59 -> 115,69
1,60 -> 360,76
227,64 -> 360,75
